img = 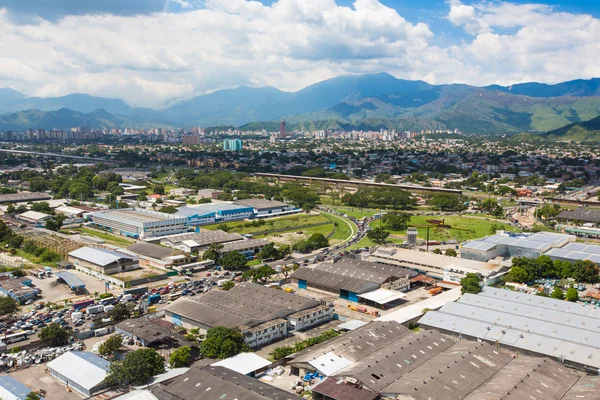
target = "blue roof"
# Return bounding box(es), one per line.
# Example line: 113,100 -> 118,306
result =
55,271 -> 86,289
0,376 -> 33,400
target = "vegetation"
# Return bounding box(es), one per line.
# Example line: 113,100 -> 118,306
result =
381,212 -> 411,231
39,323 -> 70,346
551,287 -> 565,300
504,256 -> 600,283
367,227 -> 390,244
219,251 -> 248,270
243,266 -> 276,284
0,296 -> 20,316
445,248 -> 457,257
106,348 -> 165,386
256,243 -> 290,261
342,187 -> 416,210
98,335 -> 123,359
169,346 -> 192,368
110,303 -> 132,321
460,273 -> 482,294
221,280 -> 235,290
200,327 -> 250,359
426,194 -> 467,212
269,329 -> 340,361
566,287 -> 579,302
292,233 -> 329,253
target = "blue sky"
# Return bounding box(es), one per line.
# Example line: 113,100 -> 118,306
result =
0,0 -> 599,107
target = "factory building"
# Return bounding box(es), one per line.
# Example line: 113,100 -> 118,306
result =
164,283 -> 332,348
420,286 -> 600,372
155,230 -> 244,253
175,203 -> 254,226
0,278 -> 39,304
367,247 -> 507,285
233,198 -> 297,217
217,238 -> 270,259
68,246 -> 139,275
91,208 -> 188,239
291,257 -> 417,306
47,351 -> 110,397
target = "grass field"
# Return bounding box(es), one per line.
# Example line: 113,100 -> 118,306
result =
322,212 -> 356,242
202,214 -> 331,235
372,214 -> 520,242
64,227 -> 136,246
326,205 -> 380,219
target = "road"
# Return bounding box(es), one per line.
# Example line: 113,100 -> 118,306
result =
0,148 -> 119,164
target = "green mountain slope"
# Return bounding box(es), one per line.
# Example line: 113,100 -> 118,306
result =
543,116 -> 600,141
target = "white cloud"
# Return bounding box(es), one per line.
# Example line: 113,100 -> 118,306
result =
0,0 -> 598,108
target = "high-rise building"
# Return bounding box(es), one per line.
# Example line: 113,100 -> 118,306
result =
280,120 -> 286,137
223,138 -> 243,151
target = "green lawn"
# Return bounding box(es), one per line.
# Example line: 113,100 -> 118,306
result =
373,214 -> 520,243
347,235 -> 377,251
325,205 -> 380,220
65,227 -> 136,246
322,212 -> 356,243
202,214 -> 331,235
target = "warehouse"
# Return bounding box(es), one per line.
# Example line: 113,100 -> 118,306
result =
233,198 -> 297,217
460,232 -> 575,262
175,203 -> 253,226
126,242 -> 191,269
218,238 -> 270,258
68,246 -> 139,275
17,210 -> 52,225
287,321 -> 600,400
291,257 -> 417,303
544,242 -> 600,263
92,208 -> 188,239
419,286 -> 600,372
558,207 -> 600,224
0,278 -> 39,304
367,248 -> 505,284
47,351 -> 110,397
149,365 -> 302,400
0,376 -> 35,400
0,192 -> 51,204
164,282 -> 332,347
156,230 -> 244,252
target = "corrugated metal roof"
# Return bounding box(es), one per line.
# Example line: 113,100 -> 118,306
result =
211,353 -> 271,376
0,376 -> 32,400
55,271 -> 86,288
68,246 -> 134,266
308,352 -> 352,376
47,351 -> 109,391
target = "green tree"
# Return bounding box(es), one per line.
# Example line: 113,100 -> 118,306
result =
572,260 -> 600,283
45,214 -> 66,232
428,194 -> 467,212
256,243 -> 286,261
98,335 -> 123,359
432,248 -> 442,255
374,172 -> 394,184
200,327 -> 250,359
158,205 -> 178,214
460,273 -> 481,294
566,287 -> 579,302
169,346 -> 192,368
480,198 -> 503,217
39,323 -> 70,346
153,185 -> 165,195
106,348 -> 165,386
25,392 -> 42,400
445,248 -> 458,257
221,281 -> 235,290
220,251 -> 248,270
202,243 -> 223,263
243,266 -> 276,284
551,287 -> 565,300
110,303 -> 132,321
366,227 -> 390,244
504,266 -> 530,283
381,212 -> 411,231
30,202 -> 53,213
0,296 -> 20,315
30,177 -> 50,192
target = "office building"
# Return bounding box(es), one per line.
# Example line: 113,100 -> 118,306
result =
223,138 -> 243,151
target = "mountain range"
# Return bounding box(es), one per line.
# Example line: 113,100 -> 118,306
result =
2,73 -> 600,136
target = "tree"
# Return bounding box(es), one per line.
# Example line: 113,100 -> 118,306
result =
200,326 -> 250,359
292,233 -> 329,253
110,303 -> 131,321
220,251 -> 248,270
551,287 -> 565,300
566,287 -> 579,302
432,248 -> 442,255
153,185 -> 166,195
202,243 -> 223,263
535,290 -> 549,297
25,392 -> 42,400
572,260 -> 600,283
169,346 -> 192,368
158,205 -> 178,214
30,202 -> 53,213
428,194 -> 467,212
504,266 -> 530,283
221,281 -> 235,290
460,273 -> 481,294
367,227 -> 389,244
374,172 -> 394,184
30,177 -> 50,192
480,198 -> 503,217
45,214 -> 66,232
444,248 -> 457,257
0,296 -> 20,316
381,212 -> 411,231
39,323 -> 70,346
98,335 -> 123,359
243,266 -> 276,284
256,243 -> 286,261
106,348 -> 165,386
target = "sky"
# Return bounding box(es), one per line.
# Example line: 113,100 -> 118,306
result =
0,0 -> 599,108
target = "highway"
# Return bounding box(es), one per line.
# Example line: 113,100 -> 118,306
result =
0,148 -> 119,164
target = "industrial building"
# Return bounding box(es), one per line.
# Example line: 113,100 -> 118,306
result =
55,271 -> 86,292
164,283 -> 332,348
175,203 -> 254,226
233,198 -> 297,217
558,207 -> 600,224
17,210 -> 52,225
156,230 -> 244,252
460,231 -> 575,262
68,246 -> 139,275
126,242 -> 191,269
0,278 -> 39,304
419,286 -> 600,372
210,353 -> 272,378
47,351 -> 110,397
367,248 -> 506,284
149,365 -> 302,400
0,376 -> 35,400
544,242 -> 600,263
92,208 -> 188,239
115,317 -> 196,349
287,321 -> 600,400
197,189 -> 223,199
0,192 -> 51,204
291,257 -> 417,306
218,238 -> 270,259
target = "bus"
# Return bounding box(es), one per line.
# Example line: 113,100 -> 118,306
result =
168,293 -> 182,301
72,299 -> 95,310
2,331 -> 30,344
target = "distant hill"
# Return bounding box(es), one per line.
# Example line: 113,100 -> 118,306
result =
3,74 -> 600,133
543,116 -> 600,141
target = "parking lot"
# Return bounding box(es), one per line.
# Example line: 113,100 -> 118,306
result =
8,365 -> 82,400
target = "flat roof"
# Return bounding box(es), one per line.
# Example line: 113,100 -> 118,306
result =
0,375 -> 32,400
94,208 -> 186,227
559,208 -> 600,223
369,248 -> 501,273
176,203 -> 253,217
336,320 -> 368,331
127,242 -> 178,260
47,351 -> 109,391
308,352 -> 352,376
19,210 -> 51,221
376,287 -> 462,324
156,230 -> 244,246
234,198 -> 288,209
211,353 -> 271,375
358,288 -> 406,304
69,246 -> 135,266
0,192 -> 51,203
220,239 -> 270,252
55,271 -> 86,289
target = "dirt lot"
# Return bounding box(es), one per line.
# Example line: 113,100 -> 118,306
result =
29,269 -> 114,304
8,365 -> 82,400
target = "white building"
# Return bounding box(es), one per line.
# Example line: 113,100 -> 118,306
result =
47,351 -> 110,397
92,208 -> 188,239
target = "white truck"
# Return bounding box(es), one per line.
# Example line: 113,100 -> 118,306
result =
86,305 -> 104,315
94,327 -> 110,336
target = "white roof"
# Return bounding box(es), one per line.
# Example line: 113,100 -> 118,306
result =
68,246 -> 134,266
377,287 -> 462,324
19,210 -> 51,221
113,390 -> 159,400
308,352 -> 352,376
336,320 -> 368,331
47,351 -> 110,391
55,205 -> 86,216
211,353 -> 271,375
357,288 -> 406,304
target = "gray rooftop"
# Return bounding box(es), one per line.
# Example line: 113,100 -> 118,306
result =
151,366 -> 301,400
234,198 -> 288,210
0,192 -> 51,204
127,242 -> 179,260
559,208 -> 600,223
68,246 -> 134,266
159,230 -> 243,247
219,239 -> 270,253
291,267 -> 380,294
